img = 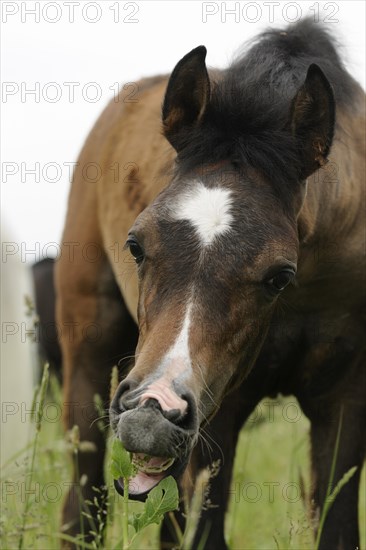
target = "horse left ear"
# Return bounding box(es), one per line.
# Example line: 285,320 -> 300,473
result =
290,64 -> 335,180
162,46 -> 210,150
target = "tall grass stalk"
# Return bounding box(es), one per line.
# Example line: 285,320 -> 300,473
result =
110,366 -> 131,549
314,404 -> 357,550
122,475 -> 130,549
168,511 -> 183,546
181,467 -> 211,550
228,427 -> 253,547
70,425 -> 85,545
314,405 -> 343,549
108,366 -> 120,545
110,366 -> 119,403
18,363 -> 49,550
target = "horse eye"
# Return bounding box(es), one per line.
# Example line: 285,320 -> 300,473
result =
126,239 -> 144,264
266,269 -> 295,292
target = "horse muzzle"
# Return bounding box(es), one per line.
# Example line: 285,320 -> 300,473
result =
110,378 -> 198,499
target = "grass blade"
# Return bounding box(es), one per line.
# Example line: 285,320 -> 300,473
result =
315,405 -> 345,550
18,363 -> 49,550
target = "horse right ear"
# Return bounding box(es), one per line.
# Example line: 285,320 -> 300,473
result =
162,46 -> 210,151
290,64 -> 335,180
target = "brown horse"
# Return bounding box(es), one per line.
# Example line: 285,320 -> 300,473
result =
56,19 -> 365,549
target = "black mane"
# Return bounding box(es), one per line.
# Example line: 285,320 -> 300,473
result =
175,19 -> 358,193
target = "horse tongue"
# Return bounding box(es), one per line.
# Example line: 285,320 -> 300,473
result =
126,454 -> 173,495
127,470 -> 165,494
127,454 -> 164,494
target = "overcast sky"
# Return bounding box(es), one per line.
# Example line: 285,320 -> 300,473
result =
2,0 -> 365,262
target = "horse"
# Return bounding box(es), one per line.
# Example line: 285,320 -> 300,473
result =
55,18 -> 366,549
32,258 -> 62,382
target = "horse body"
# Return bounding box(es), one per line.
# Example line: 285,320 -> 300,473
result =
56,20 -> 365,549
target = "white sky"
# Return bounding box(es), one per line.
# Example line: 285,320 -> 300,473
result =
1,0 -> 365,262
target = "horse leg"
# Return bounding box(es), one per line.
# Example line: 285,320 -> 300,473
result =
56,254 -> 138,547
299,354 -> 365,550
160,385 -> 263,550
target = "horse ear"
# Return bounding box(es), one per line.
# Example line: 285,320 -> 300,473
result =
162,46 -> 210,150
290,64 -> 335,180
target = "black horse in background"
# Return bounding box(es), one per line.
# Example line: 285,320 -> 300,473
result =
32,258 -> 62,381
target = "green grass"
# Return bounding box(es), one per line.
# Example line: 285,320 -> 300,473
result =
1,376 -> 365,549
228,404 -> 312,549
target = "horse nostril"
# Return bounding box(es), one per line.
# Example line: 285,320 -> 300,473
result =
139,397 -> 186,424
142,397 -> 162,412
111,378 -> 140,413
176,393 -> 197,431
141,394 -> 195,429
163,408 -> 184,423
142,398 -> 182,423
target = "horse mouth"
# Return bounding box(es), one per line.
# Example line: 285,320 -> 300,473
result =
114,453 -> 181,499
110,392 -> 198,500
132,453 -> 175,474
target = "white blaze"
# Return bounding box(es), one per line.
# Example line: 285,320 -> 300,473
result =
140,304 -> 193,412
157,303 -> 193,380
167,303 -> 192,372
175,182 -> 233,245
